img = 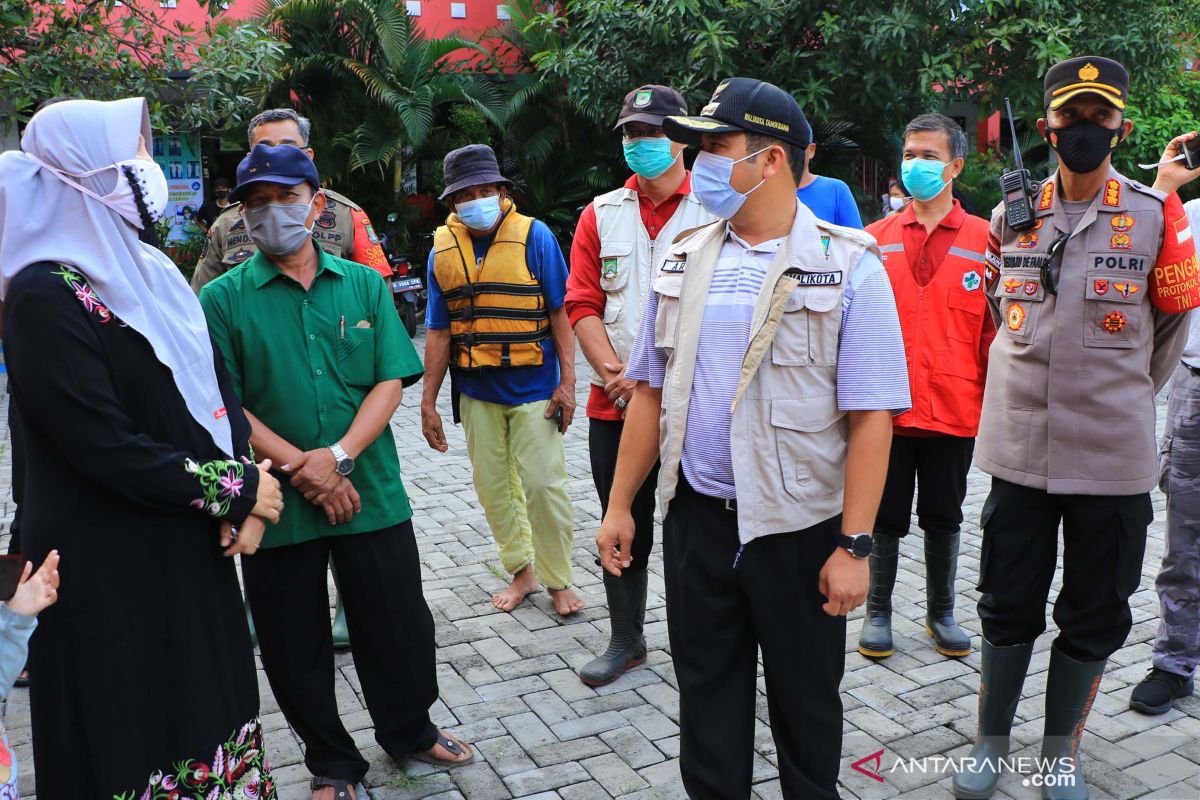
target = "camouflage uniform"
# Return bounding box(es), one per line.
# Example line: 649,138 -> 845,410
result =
190,189 -> 389,292
1153,198 -> 1200,679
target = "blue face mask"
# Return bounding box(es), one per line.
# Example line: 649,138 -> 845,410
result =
691,147 -> 770,220
456,194 -> 502,231
623,137 -> 678,179
900,158 -> 950,202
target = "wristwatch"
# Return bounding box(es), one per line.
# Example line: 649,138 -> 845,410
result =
836,532 -> 873,559
329,442 -> 355,476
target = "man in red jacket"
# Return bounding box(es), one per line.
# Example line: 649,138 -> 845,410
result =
859,113 -> 995,660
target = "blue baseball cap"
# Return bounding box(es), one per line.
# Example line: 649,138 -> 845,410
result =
230,143 -> 320,202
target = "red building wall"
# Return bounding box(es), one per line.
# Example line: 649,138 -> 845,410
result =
110,0 -> 504,37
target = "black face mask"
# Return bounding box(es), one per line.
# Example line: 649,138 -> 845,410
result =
214,190 -> 229,199
1045,120 -> 1123,174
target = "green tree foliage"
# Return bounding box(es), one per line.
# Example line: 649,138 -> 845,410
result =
0,0 -> 283,135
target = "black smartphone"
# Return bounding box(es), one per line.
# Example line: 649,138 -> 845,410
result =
1184,136 -> 1200,171
0,555 -> 27,602
554,406 -> 565,434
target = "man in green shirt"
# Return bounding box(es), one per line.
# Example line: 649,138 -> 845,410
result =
200,144 -> 473,799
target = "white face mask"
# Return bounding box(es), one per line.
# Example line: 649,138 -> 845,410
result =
33,156 -> 169,230
889,196 -> 907,211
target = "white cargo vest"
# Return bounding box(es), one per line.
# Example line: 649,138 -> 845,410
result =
591,186 -> 713,388
652,203 -> 875,543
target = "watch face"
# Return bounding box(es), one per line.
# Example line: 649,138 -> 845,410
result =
336,458 -> 354,476
848,534 -> 872,558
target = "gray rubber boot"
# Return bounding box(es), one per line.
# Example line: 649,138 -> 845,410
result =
579,570 -> 648,687
331,560 -> 350,651
1039,646 -> 1106,800
925,532 -> 972,657
952,639 -> 1035,799
858,533 -> 900,658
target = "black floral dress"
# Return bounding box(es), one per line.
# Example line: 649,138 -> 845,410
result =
3,263 -> 277,799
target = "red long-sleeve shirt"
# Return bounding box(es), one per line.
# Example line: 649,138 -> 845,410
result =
566,173 -> 692,420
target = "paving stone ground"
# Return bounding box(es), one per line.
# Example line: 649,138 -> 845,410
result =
3,333 -> 1199,799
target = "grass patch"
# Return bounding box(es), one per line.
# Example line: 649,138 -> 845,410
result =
386,769 -> 428,790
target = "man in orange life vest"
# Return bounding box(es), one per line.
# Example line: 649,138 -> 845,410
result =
858,114 -> 994,662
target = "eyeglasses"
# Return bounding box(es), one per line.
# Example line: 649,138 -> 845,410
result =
1041,232 -> 1068,296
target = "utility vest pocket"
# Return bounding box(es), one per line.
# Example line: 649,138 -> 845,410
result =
767,397 -> 844,502
1083,270 -> 1145,350
652,271 -> 685,352
771,286 -> 841,367
994,266 -> 1046,345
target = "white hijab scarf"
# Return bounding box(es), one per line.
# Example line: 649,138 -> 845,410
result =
0,98 -> 234,456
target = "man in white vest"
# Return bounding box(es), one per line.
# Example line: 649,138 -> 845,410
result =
596,77 -> 910,799
566,85 -> 716,687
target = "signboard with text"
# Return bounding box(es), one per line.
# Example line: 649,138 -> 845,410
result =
152,132 -> 204,243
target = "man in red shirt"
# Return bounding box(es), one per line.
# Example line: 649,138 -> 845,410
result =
859,114 -> 995,661
566,85 -> 715,686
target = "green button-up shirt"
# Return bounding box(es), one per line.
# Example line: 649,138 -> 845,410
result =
199,245 -> 423,549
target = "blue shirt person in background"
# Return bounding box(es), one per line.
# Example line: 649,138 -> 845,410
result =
795,142 -> 863,228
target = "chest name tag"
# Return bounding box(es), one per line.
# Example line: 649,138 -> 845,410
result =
787,270 -> 842,286
660,261 -> 686,273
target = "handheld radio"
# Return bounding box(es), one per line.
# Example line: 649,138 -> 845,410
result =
998,98 -> 1037,231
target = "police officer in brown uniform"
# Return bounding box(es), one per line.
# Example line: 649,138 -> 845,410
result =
191,108 -> 390,293
954,57 -> 1200,800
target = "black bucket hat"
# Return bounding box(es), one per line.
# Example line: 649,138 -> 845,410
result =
439,144 -> 513,200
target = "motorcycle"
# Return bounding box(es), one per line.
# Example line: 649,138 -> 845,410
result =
381,214 -> 427,338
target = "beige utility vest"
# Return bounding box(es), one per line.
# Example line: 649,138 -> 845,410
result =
977,168 -> 1189,495
591,187 -> 713,388
654,204 -> 874,543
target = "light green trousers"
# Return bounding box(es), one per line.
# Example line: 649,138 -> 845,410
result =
460,394 -> 575,589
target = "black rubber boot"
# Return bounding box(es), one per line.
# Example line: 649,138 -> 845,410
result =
952,639 -> 1035,799
858,533 -> 899,658
331,559 -> 350,651
925,532 -> 972,657
579,570 -> 648,687
1039,646 -> 1105,800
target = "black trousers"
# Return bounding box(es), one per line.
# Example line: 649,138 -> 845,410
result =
664,476 -> 844,800
589,418 -> 658,571
875,434 -> 974,538
977,477 -> 1152,662
242,520 -> 439,781
8,394 -> 24,554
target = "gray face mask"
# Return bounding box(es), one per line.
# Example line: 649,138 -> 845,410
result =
244,195 -> 316,256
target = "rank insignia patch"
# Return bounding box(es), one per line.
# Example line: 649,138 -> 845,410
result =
1111,214 -> 1134,232
1023,280 -> 1039,296
1102,310 -> 1128,333
1016,232 -> 1038,249
1032,218 -> 1045,230
1102,179 -> 1121,207
962,271 -> 981,291
1037,182 -> 1054,211
1093,278 -> 1109,295
1007,303 -> 1027,331
1113,281 -> 1140,299
1110,232 -> 1131,250
1003,278 -> 1023,294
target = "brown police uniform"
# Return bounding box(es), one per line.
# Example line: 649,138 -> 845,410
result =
190,189 -> 388,292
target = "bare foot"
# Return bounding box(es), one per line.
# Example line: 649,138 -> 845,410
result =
548,586 -> 585,616
492,565 -> 538,612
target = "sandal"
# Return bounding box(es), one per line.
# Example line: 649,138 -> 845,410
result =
310,776 -> 355,800
408,731 -> 475,766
